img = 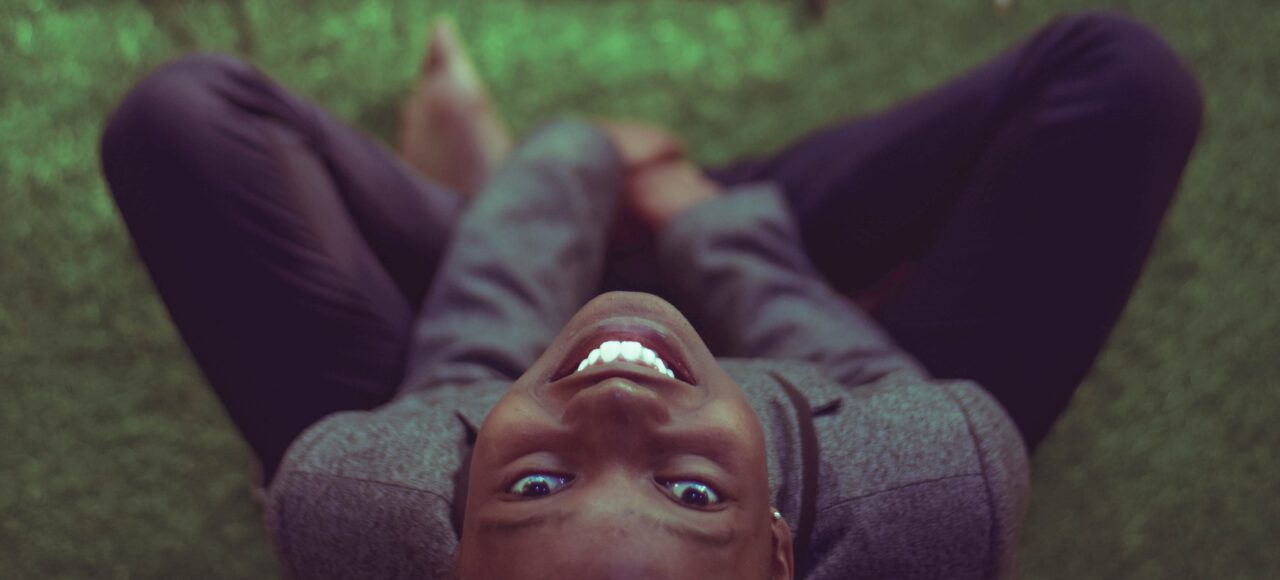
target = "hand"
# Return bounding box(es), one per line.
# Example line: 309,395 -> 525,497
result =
624,159 -> 722,232
592,119 -> 685,171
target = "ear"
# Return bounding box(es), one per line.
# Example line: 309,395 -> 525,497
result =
770,515 -> 795,580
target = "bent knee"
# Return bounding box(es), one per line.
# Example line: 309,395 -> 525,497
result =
100,52 -> 255,167
1052,10 -> 1204,140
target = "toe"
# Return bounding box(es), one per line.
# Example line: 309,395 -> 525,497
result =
423,16 -> 460,75
424,34 -> 448,76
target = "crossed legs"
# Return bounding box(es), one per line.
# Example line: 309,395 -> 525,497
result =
704,11 -> 1202,448
100,10 -> 1202,482
99,52 -> 464,482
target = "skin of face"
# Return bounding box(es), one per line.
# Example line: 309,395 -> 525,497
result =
456,291 -> 795,580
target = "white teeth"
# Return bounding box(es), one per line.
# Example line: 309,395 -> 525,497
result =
600,340 -> 621,363
573,340 -> 677,379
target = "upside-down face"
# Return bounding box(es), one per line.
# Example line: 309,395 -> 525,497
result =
456,291 -> 793,580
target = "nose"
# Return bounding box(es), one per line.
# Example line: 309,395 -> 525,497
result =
562,378 -> 672,445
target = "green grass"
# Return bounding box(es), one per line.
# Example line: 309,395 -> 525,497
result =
2,0 -> 1277,577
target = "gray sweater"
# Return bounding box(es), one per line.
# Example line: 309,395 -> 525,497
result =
264,118 -> 1030,579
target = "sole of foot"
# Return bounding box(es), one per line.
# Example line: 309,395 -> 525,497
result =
399,16 -> 513,199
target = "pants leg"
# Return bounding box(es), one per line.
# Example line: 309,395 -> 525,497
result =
99,53 -> 463,483
702,10 -> 1204,450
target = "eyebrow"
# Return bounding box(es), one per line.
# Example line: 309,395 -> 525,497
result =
478,508 -> 737,549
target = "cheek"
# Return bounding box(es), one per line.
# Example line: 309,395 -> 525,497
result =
464,399 -> 522,510
472,387 -> 530,447
705,400 -> 768,464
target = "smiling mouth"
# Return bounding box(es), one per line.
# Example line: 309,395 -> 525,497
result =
549,318 -> 696,385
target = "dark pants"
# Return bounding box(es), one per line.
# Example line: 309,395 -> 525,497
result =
99,10 -> 1203,482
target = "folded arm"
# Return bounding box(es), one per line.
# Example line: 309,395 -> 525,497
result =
655,184 -> 931,388
398,118 -> 624,392
656,186 -> 1030,578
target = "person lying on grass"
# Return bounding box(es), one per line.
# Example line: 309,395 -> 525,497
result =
100,11 -> 1202,579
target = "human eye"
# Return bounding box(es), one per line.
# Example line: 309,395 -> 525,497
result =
659,479 -> 722,508
507,473 -> 572,498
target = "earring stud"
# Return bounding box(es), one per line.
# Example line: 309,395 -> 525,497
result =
771,509 -> 782,521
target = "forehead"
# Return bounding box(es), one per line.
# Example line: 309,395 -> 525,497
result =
477,507 -> 738,549
467,507 -> 751,579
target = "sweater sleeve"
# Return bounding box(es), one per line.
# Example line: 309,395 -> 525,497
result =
397,117 -> 624,393
655,183 -> 931,388
941,380 -> 1031,580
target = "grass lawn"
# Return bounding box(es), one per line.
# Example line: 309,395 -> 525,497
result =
2,0 -> 1276,577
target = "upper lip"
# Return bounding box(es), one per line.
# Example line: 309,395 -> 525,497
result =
549,317 -> 696,385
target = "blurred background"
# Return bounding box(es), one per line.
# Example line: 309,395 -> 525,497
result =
1,0 -> 1276,577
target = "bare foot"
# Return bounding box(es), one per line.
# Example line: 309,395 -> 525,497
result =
399,16 -> 513,199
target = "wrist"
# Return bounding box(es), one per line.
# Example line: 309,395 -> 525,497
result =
655,184 -> 719,230
655,182 -> 793,244
629,159 -> 722,230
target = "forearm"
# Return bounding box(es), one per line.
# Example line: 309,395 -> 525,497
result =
398,117 -> 624,392
656,184 -> 930,387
